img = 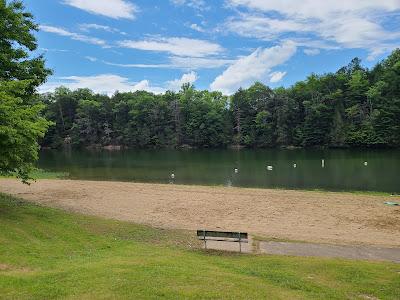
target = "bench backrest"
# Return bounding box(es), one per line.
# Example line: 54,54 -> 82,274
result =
197,230 -> 248,240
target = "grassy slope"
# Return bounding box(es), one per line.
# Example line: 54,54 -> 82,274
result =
0,193 -> 399,299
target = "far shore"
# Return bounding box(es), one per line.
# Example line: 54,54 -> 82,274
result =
0,178 -> 399,247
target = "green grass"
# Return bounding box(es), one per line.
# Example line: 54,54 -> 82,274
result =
0,193 -> 399,299
0,169 -> 68,180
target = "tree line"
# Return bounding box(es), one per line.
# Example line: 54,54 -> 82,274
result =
41,50 -> 400,149
1,1 -> 399,182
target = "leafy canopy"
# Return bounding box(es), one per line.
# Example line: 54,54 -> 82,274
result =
0,0 -> 51,182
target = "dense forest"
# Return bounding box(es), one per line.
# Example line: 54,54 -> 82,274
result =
41,50 -> 400,149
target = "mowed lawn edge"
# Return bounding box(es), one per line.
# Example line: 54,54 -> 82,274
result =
0,193 -> 399,299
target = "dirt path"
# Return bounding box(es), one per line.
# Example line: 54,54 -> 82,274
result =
257,241 -> 400,262
204,240 -> 400,263
1,179 -> 399,247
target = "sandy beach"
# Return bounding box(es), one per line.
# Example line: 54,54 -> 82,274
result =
1,179 -> 399,247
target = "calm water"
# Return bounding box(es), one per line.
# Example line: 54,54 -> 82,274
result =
38,149 -> 400,193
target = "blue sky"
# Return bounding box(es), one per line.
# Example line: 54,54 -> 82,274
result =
25,0 -> 400,95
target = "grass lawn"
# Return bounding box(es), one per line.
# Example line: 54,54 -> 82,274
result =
0,169 -> 68,180
0,193 -> 399,299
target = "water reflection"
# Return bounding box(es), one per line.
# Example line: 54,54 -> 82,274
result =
38,148 -> 400,193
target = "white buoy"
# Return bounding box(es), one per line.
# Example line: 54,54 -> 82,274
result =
171,173 -> 175,179
293,163 -> 297,168
234,168 -> 238,174
321,159 -> 325,168
364,161 -> 368,166
267,165 -> 273,171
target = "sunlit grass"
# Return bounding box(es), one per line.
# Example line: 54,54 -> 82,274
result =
0,169 -> 68,180
0,193 -> 399,299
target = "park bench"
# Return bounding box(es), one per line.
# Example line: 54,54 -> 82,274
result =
197,230 -> 248,252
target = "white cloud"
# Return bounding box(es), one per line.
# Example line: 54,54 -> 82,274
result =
303,48 -> 320,56
170,0 -> 208,10
366,48 -> 388,62
40,48 -> 69,53
85,56 -> 98,62
285,38 -> 339,50
189,23 -> 205,32
39,74 -> 164,95
40,25 -> 107,46
131,80 -> 166,94
39,72 -> 203,95
79,23 -> 127,35
269,71 -> 286,83
225,14 -> 310,41
227,0 -> 399,18
166,71 -> 198,90
103,56 -> 234,70
210,41 -> 296,94
118,37 -> 224,57
169,56 -> 234,69
103,62 -> 171,69
226,0 -> 400,57
63,0 -> 137,19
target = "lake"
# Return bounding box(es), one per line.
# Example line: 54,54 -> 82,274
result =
38,149 -> 400,193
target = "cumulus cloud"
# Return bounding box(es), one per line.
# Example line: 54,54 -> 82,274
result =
131,80 -> 166,94
118,37 -> 224,57
166,71 -> 198,90
39,74 -> 165,95
40,25 -> 107,46
63,0 -> 137,19
225,0 -> 400,57
210,41 -> 296,94
39,72 -> 202,95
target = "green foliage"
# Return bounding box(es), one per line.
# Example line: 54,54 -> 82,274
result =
0,0 -> 51,90
1,193 -> 399,299
0,81 -> 51,182
0,0 -> 51,182
41,85 -> 231,149
40,49 -> 400,149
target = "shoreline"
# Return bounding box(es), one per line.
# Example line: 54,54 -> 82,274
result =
0,178 -> 399,248
1,173 -> 396,196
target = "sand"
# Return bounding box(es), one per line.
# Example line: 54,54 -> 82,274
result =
0,179 -> 399,247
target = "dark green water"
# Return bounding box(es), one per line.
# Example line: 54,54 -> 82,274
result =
38,149 -> 400,193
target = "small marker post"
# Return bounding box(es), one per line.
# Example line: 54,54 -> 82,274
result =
238,232 -> 242,253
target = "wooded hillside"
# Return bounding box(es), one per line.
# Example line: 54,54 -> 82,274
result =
40,50 -> 400,149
